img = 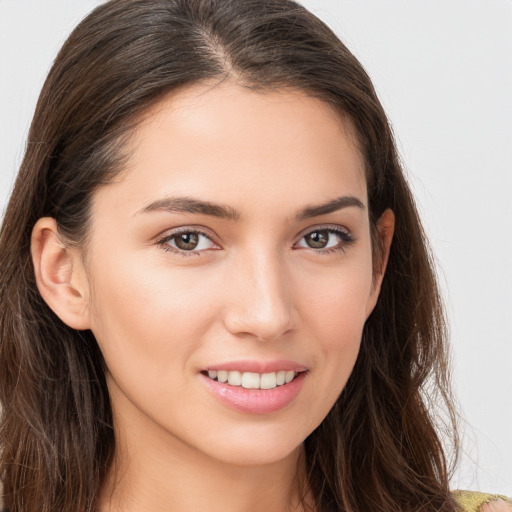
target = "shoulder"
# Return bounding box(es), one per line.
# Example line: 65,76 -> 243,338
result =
453,490 -> 512,512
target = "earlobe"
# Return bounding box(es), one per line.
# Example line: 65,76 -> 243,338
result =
366,208 -> 395,317
31,217 -> 91,330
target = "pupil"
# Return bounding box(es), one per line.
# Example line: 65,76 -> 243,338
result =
176,232 -> 199,250
306,231 -> 328,248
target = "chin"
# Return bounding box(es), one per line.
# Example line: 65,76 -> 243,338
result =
193,423 -> 307,467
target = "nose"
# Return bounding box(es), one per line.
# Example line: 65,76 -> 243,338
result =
222,250 -> 296,342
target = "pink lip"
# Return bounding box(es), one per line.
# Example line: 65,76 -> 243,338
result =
200,370 -> 307,415
205,359 -> 307,373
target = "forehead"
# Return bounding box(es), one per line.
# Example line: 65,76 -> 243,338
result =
99,81 -> 367,216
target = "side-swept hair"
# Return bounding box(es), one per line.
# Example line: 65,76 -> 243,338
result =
0,1 -> 458,510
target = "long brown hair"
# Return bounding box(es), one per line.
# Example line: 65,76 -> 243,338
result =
0,1 -> 459,510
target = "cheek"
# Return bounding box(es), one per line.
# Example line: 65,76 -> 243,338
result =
86,250 -> 221,378
307,281 -> 367,380
292,256 -> 374,420
300,256 -> 374,343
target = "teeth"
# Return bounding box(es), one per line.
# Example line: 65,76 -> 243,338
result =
227,371 -> 242,386
241,372 -> 260,389
207,370 -> 299,389
260,372 -> 277,389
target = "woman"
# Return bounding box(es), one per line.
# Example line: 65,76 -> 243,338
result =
0,1 -> 510,511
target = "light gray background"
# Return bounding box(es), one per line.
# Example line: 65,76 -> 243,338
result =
1,0 -> 511,495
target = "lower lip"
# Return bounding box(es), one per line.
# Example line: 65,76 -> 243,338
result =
200,371 -> 307,415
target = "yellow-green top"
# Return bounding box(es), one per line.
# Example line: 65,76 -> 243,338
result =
454,490 -> 512,511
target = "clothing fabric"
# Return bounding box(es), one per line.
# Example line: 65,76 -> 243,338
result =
453,490 -> 512,511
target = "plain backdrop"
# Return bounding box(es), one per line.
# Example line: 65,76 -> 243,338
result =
1,0 -> 511,496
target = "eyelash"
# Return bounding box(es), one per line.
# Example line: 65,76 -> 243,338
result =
297,227 -> 355,255
156,226 -> 355,258
156,228 -> 216,257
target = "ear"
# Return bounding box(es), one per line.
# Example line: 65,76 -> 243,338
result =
31,217 -> 91,330
366,208 -> 395,317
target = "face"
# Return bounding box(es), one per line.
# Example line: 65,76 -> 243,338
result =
81,81 -> 385,467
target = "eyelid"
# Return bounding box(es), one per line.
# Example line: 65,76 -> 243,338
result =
293,224 -> 355,251
156,226 -> 221,256
295,223 -> 352,241
155,223 -> 354,257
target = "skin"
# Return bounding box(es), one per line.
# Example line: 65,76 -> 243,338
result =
482,502 -> 512,512
32,81 -> 394,512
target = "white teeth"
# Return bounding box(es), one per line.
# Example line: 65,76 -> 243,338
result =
260,372 -> 277,389
241,372 -> 260,389
207,369 -> 300,389
227,371 -> 242,386
285,370 -> 295,384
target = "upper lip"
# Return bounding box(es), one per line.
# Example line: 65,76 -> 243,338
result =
204,360 -> 307,374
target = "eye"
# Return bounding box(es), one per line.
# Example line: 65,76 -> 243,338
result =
296,227 -> 354,252
157,229 -> 219,256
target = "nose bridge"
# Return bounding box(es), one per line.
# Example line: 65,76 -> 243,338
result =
224,246 -> 294,341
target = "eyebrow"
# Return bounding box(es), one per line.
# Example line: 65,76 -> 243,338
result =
139,196 -> 240,220
138,195 -> 365,220
296,196 -> 365,219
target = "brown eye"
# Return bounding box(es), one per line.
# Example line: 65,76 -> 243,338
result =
174,232 -> 200,250
296,227 -> 354,252
159,230 -> 218,255
304,230 -> 329,249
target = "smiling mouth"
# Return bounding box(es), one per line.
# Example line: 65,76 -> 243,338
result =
201,370 -> 303,390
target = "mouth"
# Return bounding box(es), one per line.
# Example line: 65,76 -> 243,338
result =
201,369 -> 303,390
200,368 -> 308,414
